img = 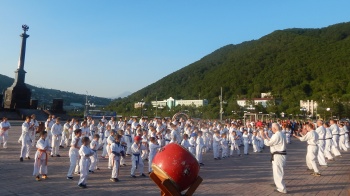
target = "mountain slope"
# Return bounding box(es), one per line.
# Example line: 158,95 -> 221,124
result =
110,22 -> 350,118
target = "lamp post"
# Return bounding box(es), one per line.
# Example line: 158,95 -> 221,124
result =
300,107 -> 307,121
326,108 -> 331,120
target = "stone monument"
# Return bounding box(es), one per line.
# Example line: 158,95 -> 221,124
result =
3,25 -> 32,109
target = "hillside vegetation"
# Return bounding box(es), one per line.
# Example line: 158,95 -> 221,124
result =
108,22 -> 350,119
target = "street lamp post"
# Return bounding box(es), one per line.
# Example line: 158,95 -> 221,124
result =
300,107 -> 307,121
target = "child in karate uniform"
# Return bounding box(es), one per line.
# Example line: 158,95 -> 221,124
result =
189,133 -> 197,156
196,131 -> 205,166
67,129 -> 82,180
78,137 -> 94,188
148,137 -> 160,174
252,131 -> 261,153
89,134 -> 100,173
181,134 -> 191,150
229,131 -> 241,156
33,131 -> 51,181
242,130 -> 249,155
110,134 -> 124,182
213,131 -> 222,160
131,136 -> 147,178
221,134 -> 229,158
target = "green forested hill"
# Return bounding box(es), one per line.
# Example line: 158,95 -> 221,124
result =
111,22 -> 350,119
0,74 -> 111,106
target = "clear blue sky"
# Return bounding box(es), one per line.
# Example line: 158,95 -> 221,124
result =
0,1 -> 349,99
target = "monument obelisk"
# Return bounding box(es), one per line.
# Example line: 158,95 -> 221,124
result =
3,25 -> 32,109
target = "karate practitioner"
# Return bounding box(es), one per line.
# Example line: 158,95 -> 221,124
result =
67,129 -> 82,180
78,137 -> 94,188
0,117 -> 11,148
315,120 -> 327,166
294,123 -> 321,176
130,136 -> 146,178
110,134 -> 124,182
20,116 -> 34,161
262,123 -> 287,194
51,117 -> 63,157
33,131 -> 51,181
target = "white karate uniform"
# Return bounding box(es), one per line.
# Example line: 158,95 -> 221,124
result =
89,139 -> 99,171
181,139 -> 191,150
344,126 -> 349,148
30,119 -> 39,147
78,145 -> 94,185
51,123 -> 62,156
229,135 -> 240,156
0,121 -> 11,148
45,120 -> 54,146
20,122 -> 32,158
324,127 -> 334,159
252,135 -> 260,153
110,142 -> 124,178
339,126 -> 348,151
242,134 -> 249,154
124,129 -> 133,155
221,138 -> 229,158
330,124 -> 340,148
264,131 -> 287,194
131,142 -> 146,175
33,137 -> 50,176
213,134 -> 222,159
189,137 -> 196,156
67,136 -> 82,177
61,122 -> 70,147
107,135 -> 115,169
315,126 -> 327,166
299,130 -> 319,173
196,136 -> 205,163
148,142 -> 160,172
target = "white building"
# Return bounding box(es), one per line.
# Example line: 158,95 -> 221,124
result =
237,98 -> 273,108
149,97 -> 208,109
300,100 -> 318,115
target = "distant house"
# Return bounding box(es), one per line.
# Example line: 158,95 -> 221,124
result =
140,97 -> 209,109
237,93 -> 274,108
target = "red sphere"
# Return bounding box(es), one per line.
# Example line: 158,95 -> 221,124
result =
152,143 -> 200,192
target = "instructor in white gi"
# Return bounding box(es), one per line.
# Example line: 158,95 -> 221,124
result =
262,123 -> 287,194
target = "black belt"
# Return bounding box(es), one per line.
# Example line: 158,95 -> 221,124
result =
340,134 -> 345,135
326,138 -> 332,139
333,134 -> 340,136
319,139 -> 326,140
271,151 -> 286,162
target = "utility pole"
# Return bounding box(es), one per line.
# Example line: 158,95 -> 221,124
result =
155,96 -> 158,117
220,87 -> 223,122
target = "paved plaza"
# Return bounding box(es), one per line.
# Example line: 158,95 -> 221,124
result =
0,125 -> 349,196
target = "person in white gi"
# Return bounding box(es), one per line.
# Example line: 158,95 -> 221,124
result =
148,137 -> 160,173
45,115 -> 54,146
78,137 -> 94,188
212,131 -> 222,160
67,129 -> 82,180
324,122 -> 341,157
294,123 -> 321,176
315,120 -> 327,166
338,123 -> 348,151
33,131 -> 51,181
130,136 -> 147,177
20,116 -> 34,161
323,123 -> 334,161
51,117 -> 63,157
89,134 -> 100,173
229,131 -> 241,156
330,120 -> 340,150
196,131 -> 205,166
110,134 -> 124,182
30,114 -> 39,147
189,133 -> 197,156
0,117 -> 11,148
262,123 -> 287,194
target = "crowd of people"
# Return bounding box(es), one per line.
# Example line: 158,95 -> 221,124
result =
0,115 -> 349,193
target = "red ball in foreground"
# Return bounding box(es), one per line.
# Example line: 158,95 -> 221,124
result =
152,143 -> 200,192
